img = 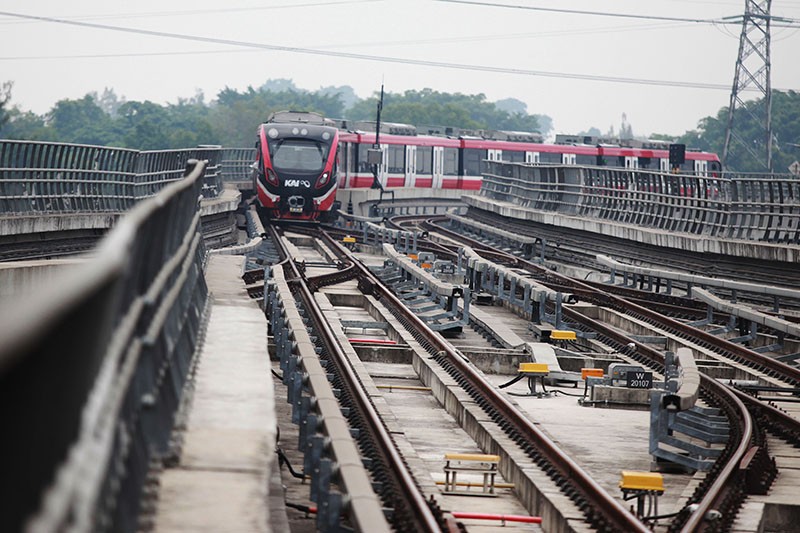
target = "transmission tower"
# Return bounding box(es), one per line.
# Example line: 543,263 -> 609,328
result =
722,0 -> 772,172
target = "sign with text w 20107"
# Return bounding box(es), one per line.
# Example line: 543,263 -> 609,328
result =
626,371 -> 653,389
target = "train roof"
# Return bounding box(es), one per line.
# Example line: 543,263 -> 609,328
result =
266,110 -> 336,126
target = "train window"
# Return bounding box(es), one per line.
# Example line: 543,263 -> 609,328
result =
416,146 -> 433,174
462,149 -> 485,176
341,143 -> 350,173
539,152 -> 561,164
356,145 -> 372,173
639,157 -> 652,169
387,145 -> 405,173
270,139 -> 328,172
506,151 -> 525,163
575,155 -> 594,165
443,148 -> 458,176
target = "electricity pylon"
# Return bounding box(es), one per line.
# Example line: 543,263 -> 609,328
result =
722,0 -> 773,172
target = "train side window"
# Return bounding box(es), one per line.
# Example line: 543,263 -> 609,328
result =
387,144 -> 405,173
356,145 -> 372,173
462,148 -> 484,176
416,146 -> 433,174
540,152 -> 560,164
507,151 -> 525,163
443,148 -> 459,176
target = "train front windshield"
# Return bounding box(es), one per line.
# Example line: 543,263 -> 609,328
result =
270,139 -> 329,173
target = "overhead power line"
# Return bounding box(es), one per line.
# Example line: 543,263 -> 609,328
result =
434,0 -> 800,28
0,10 -> 789,92
0,1 -> 382,25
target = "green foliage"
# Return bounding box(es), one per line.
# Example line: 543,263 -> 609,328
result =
0,80 -> 553,150
346,88 -> 550,134
679,90 -> 800,172
0,81 -> 12,128
211,85 -> 346,147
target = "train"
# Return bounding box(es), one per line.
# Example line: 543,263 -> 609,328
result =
253,113 -> 722,221
252,111 -> 340,222
337,126 -> 722,191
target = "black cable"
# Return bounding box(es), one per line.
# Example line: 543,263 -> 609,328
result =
552,389 -> 586,398
285,501 -> 317,515
276,447 -> 305,479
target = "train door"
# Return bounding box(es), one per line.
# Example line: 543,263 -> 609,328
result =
342,142 -> 352,188
379,143 -> 389,187
405,145 -> 416,187
625,156 -> 638,169
526,152 -> 540,164
562,153 -> 576,165
433,146 -> 444,188
694,159 -> 708,176
660,158 -> 669,172
487,149 -> 502,162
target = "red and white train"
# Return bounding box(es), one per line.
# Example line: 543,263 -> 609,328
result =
336,126 -> 721,192
252,113 -> 722,221
252,111 -> 340,221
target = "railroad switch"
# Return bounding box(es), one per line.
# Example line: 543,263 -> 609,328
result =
619,470 -> 664,521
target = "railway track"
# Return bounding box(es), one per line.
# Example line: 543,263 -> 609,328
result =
409,213 -> 800,531
462,208 -> 800,292
264,224 -> 449,532
262,222 -> 652,532
252,208 -> 800,531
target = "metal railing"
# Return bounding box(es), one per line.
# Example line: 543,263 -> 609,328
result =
220,147 -> 255,182
0,140 -> 223,216
482,161 -> 800,244
0,160 -> 210,533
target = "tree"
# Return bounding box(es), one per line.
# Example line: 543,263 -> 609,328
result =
91,88 -> 126,118
47,95 -> 117,145
619,113 -> 633,140
495,97 -> 527,115
578,127 -> 603,137
676,90 -> 800,172
343,87 -> 551,135
259,79 -> 299,93
318,85 -> 359,110
0,108 -> 50,140
0,81 -> 12,129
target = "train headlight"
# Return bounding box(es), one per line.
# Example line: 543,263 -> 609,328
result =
266,168 -> 279,186
316,172 -> 330,188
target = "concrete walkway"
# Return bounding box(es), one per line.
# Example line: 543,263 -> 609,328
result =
152,255 -> 277,532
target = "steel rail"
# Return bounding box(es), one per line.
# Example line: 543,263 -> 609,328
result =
427,216 -> 800,387
562,307 -> 755,531
271,225 -> 444,532
422,215 -> 788,531
314,228 -> 649,533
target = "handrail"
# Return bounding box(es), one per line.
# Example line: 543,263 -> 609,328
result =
0,160 -> 209,533
0,140 -> 222,217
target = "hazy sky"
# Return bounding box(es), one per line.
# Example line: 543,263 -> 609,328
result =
1,0 -> 799,138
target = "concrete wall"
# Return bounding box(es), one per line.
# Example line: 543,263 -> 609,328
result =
0,258 -> 86,298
